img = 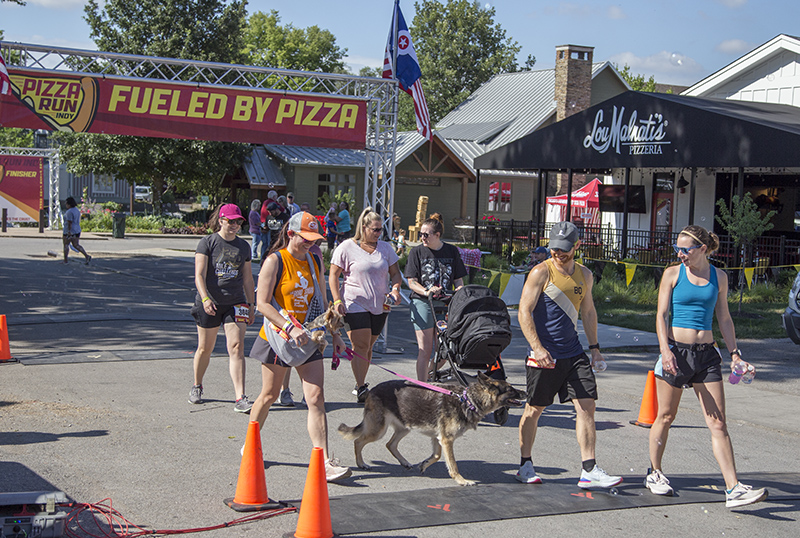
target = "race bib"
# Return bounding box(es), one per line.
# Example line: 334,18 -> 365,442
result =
234,304 -> 250,323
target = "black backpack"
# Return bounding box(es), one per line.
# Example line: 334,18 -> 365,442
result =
444,285 -> 512,369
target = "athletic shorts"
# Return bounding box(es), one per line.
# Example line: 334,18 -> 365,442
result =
654,340 -> 722,388
63,233 -> 80,240
344,311 -> 388,336
525,352 -> 597,406
249,336 -> 324,368
190,299 -> 241,329
409,297 -> 447,331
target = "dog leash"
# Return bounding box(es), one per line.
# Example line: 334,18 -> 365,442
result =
332,347 -> 477,412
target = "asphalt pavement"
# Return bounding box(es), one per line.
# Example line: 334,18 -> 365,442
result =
1,229 -> 799,537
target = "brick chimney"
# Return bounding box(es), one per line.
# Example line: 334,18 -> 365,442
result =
555,44 -> 594,121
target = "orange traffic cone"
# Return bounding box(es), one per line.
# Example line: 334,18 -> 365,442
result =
630,370 -> 658,428
291,447 -> 334,538
224,421 -> 281,511
0,315 -> 14,363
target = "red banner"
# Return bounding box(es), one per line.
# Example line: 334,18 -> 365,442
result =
0,68 -> 368,149
0,154 -> 43,222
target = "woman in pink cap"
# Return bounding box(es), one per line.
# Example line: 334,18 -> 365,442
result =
189,203 -> 256,413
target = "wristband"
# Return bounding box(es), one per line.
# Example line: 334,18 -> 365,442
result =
333,299 -> 343,306
282,320 -> 293,334
201,296 -> 210,303
730,349 -> 742,358
588,344 -> 600,350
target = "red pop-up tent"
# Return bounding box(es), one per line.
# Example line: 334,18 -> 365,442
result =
546,178 -> 601,225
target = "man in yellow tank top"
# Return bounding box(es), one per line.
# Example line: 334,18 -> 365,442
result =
515,221 -> 622,489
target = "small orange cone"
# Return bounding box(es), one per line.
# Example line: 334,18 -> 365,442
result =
0,315 -> 15,363
291,447 -> 334,538
224,420 -> 281,511
630,370 -> 658,428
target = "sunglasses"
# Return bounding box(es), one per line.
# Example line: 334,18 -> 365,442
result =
419,232 -> 435,239
672,244 -> 703,256
220,218 -> 242,225
551,248 -> 570,253
368,227 -> 383,233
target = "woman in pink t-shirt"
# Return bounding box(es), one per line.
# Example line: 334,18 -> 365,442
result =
329,207 -> 403,403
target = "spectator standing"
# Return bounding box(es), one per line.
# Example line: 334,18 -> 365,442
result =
260,190 -> 278,247
265,202 -> 290,248
403,214 -> 467,380
325,205 -> 338,252
335,201 -> 351,243
646,225 -> 767,507
189,204 -> 255,413
286,192 -> 301,215
61,196 -> 91,265
248,199 -> 265,261
329,207 -> 402,402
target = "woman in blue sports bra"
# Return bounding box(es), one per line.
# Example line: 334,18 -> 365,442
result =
644,225 -> 767,508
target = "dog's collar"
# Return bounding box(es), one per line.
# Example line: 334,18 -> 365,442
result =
308,327 -> 326,333
458,389 -> 477,413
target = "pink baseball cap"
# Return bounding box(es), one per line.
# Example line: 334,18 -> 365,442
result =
219,203 -> 245,221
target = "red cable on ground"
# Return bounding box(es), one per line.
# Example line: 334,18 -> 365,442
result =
63,500 -> 296,538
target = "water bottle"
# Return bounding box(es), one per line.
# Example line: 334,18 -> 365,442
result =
741,364 -> 755,384
728,362 -> 747,384
592,359 -> 607,373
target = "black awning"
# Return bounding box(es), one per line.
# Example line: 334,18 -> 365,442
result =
474,91 -> 800,170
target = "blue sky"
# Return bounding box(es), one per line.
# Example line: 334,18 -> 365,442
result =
0,0 -> 792,86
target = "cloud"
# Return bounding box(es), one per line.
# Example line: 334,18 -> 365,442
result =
28,0 -> 86,7
716,39 -> 752,55
715,0 -> 747,7
607,5 -> 626,20
609,50 -> 705,86
344,54 -> 383,74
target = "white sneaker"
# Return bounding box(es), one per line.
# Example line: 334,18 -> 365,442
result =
726,482 -> 768,508
578,465 -> 622,489
278,389 -> 295,407
325,458 -> 351,482
515,461 -> 542,484
644,469 -> 674,496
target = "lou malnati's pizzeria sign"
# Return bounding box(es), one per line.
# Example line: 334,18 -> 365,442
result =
1,68 -> 368,149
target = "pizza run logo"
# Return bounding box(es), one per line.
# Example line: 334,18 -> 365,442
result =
9,74 -> 98,132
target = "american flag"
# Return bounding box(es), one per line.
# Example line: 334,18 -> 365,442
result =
0,51 -> 11,95
382,0 -> 431,140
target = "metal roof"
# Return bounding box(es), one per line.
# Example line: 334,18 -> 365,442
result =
437,63 -> 616,152
264,145 -> 365,168
242,146 -> 286,187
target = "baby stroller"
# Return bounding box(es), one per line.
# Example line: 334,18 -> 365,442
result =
427,285 -> 514,423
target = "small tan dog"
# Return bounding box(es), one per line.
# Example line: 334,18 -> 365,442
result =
304,304 -> 345,352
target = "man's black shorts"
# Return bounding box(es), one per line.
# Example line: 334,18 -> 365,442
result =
525,353 -> 597,406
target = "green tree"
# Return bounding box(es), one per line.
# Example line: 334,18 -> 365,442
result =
0,29 -> 31,147
616,64 -> 659,92
55,0 -> 249,214
244,10 -> 347,73
407,0 -> 521,130
715,193 -> 777,312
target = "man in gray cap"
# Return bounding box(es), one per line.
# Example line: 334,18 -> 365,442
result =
286,192 -> 301,216
515,221 -> 621,489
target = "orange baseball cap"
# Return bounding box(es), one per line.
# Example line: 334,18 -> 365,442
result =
288,211 -> 324,241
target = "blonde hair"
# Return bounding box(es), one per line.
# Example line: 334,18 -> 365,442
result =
679,225 -> 720,255
352,206 -> 381,242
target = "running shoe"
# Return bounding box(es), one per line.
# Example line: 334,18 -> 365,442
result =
578,465 -> 623,489
515,461 -> 542,484
726,482 -> 768,508
644,469 -> 674,496
233,395 -> 253,413
84,255 -> 92,265
325,458 -> 352,482
355,384 -> 370,403
188,384 -> 203,404
278,389 -> 295,407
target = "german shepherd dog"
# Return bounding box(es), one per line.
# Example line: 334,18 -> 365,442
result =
338,372 -> 524,486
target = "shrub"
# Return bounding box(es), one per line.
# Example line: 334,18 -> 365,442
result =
512,249 -> 530,266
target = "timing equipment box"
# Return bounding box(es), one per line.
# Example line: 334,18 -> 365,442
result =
0,491 -> 68,538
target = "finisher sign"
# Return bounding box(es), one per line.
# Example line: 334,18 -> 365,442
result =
0,68 -> 368,149
0,154 -> 43,222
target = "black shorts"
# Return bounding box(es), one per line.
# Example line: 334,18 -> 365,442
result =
190,299 -> 242,329
63,233 -> 80,240
525,353 -> 598,406
344,311 -> 388,335
249,336 -> 324,368
655,340 -> 722,388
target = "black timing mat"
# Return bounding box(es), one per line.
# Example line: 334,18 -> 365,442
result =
316,472 -> 800,535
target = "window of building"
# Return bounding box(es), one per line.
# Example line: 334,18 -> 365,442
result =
92,173 -> 115,194
488,181 -> 512,213
318,173 -> 356,204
